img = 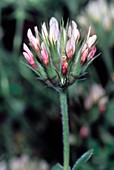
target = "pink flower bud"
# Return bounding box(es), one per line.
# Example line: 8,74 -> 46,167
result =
72,20 -> 77,28
66,35 -> 75,59
81,48 -> 88,64
80,125 -> 89,138
73,28 -> 80,41
68,20 -> 80,41
49,17 -> 60,44
41,42 -> 49,65
72,21 -> 80,40
81,32 -> 97,65
27,28 -> 40,52
23,43 -> 33,58
23,52 -> 37,69
50,17 -> 59,26
23,43 -> 37,69
41,22 -> 48,41
88,46 -> 96,60
62,56 -> 68,76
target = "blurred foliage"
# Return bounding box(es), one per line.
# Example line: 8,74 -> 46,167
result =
0,0 -> 114,170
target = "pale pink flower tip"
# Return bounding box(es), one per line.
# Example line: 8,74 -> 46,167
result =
68,20 -> 80,40
27,28 -> 40,52
66,35 -> 75,59
34,26 -> 39,39
88,35 -> 97,48
49,17 -> 60,44
41,22 -> 48,40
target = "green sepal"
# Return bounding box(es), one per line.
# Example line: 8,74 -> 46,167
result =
43,42 -> 59,79
50,45 -> 60,62
21,60 -> 47,80
49,43 -> 61,76
70,48 -> 82,77
72,149 -> 94,170
70,39 -> 86,77
51,163 -> 63,170
35,59 -> 47,79
37,31 -> 58,79
45,59 -> 58,79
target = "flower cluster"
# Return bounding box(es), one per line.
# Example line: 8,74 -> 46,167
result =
8,155 -> 49,170
23,17 -> 97,91
84,84 -> 108,114
77,0 -> 114,32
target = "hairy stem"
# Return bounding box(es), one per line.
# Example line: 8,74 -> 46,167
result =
60,90 -> 69,170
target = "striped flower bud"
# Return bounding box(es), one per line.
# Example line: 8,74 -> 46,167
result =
23,43 -> 37,69
27,28 -> 40,52
41,42 -> 49,65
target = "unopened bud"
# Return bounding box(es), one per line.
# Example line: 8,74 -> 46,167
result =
62,56 -> 68,76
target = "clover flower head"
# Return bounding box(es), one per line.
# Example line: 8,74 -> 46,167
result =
23,17 -> 97,91
78,0 -> 114,32
84,84 -> 108,112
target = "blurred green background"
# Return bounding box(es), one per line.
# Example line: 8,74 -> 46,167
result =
0,0 -> 114,169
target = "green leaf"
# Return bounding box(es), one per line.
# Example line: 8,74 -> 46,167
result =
51,163 -> 63,170
72,149 -> 94,170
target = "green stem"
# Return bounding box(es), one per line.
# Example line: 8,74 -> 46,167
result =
60,90 -> 69,170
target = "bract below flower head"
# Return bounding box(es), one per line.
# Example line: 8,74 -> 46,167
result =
23,17 -> 97,91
